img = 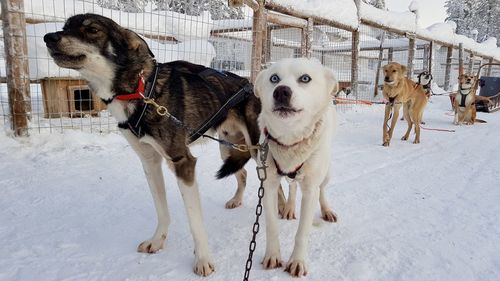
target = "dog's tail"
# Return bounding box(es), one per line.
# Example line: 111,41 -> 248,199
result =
475,119 -> 487,123
216,150 -> 251,179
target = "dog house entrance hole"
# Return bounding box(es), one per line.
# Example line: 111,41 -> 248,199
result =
73,88 -> 94,111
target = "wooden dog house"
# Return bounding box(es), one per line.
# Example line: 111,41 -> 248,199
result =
41,78 -> 106,118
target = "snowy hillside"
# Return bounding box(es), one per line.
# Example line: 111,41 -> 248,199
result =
1,97 -> 499,281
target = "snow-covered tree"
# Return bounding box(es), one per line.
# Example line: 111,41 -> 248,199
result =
97,0 -> 244,19
362,0 -> 386,9
445,0 -> 500,45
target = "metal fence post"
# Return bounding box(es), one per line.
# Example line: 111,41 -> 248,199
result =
1,0 -> 31,136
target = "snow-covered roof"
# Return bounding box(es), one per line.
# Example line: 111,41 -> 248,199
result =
417,22 -> 500,59
267,0 -> 500,60
268,0 -> 358,30
0,23 -> 216,79
359,2 -> 417,33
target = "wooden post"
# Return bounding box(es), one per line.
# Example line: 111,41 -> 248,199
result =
352,0 -> 361,98
423,44 -> 430,72
300,26 -> 307,57
428,41 -> 433,74
351,30 -> 360,97
387,48 -> 394,62
407,35 -> 416,77
250,0 -> 266,83
306,17 -> 313,58
1,0 -> 31,136
458,43 -> 464,76
444,46 -> 453,90
373,31 -> 385,97
264,25 -> 271,63
487,58 -> 493,76
300,18 -> 313,58
468,52 -> 474,73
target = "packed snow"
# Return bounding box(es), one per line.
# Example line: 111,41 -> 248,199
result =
1,97 -> 499,281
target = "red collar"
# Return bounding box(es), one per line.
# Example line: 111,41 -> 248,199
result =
115,71 -> 145,101
264,127 -> 303,147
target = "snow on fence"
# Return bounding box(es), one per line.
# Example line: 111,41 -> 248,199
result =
1,0 -> 500,135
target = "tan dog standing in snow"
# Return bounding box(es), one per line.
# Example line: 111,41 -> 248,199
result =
382,62 -> 429,146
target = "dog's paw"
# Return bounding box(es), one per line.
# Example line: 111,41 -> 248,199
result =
281,204 -> 296,220
285,259 -> 308,277
137,235 -> 166,254
321,208 -> 338,223
413,139 -> 420,144
225,197 -> 242,209
193,257 -> 215,277
382,142 -> 390,147
262,254 -> 283,269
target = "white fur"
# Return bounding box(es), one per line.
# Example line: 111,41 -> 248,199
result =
254,58 -> 338,277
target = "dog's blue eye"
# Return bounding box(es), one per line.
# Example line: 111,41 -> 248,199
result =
299,74 -> 311,83
270,74 -> 280,83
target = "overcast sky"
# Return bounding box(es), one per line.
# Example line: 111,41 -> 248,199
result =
385,0 -> 447,28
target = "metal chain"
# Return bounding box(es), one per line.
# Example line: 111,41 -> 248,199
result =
243,140 -> 269,281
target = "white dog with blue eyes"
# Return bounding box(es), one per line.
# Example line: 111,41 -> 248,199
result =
254,58 -> 338,277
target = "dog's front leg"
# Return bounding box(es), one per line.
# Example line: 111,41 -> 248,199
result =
281,179 -> 298,220
262,164 -> 283,269
285,178 -> 320,277
382,103 -> 392,146
319,173 -> 337,223
387,103 -> 401,144
168,152 -> 215,277
122,132 -> 170,254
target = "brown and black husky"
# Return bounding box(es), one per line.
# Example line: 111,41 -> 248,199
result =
43,13 -> 291,277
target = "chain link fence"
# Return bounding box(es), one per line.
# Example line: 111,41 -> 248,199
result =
2,0 -> 500,135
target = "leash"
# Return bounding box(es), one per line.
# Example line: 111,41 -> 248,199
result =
243,139 -> 269,281
419,125 -> 455,132
333,97 -> 387,105
142,92 -> 259,152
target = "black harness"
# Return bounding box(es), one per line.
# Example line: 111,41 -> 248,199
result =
116,65 -> 253,143
187,69 -> 253,143
459,92 -> 468,107
273,159 -> 303,179
458,87 -> 473,108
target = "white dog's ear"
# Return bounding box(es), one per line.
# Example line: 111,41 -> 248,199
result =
323,66 -> 338,96
253,68 -> 268,98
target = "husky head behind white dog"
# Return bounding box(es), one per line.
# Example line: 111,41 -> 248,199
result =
254,58 -> 337,129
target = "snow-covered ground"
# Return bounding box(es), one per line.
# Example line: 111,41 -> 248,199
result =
1,97 -> 499,281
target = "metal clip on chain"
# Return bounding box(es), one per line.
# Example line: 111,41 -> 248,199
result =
243,139 -> 269,281
141,95 -> 169,116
